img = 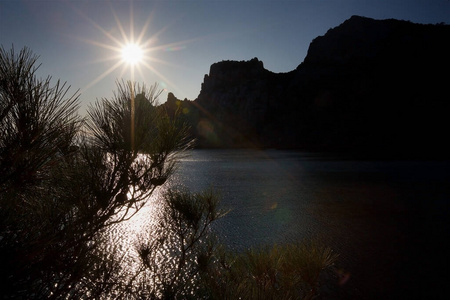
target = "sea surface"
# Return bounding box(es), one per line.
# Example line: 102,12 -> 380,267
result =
128,149 -> 450,299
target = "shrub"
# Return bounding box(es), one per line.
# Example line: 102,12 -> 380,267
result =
198,241 -> 339,300
0,46 -> 190,298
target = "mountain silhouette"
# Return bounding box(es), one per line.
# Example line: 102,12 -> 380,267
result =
163,16 -> 450,159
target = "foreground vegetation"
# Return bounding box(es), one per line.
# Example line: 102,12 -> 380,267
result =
0,46 -> 338,299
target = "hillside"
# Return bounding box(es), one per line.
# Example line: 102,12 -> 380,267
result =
163,16 -> 450,158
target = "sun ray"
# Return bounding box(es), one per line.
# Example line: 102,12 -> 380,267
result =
85,15 -> 123,48
73,1 -> 203,99
137,12 -> 155,45
144,56 -> 179,68
70,2 -> 124,49
148,37 -> 199,52
136,66 -> 147,85
111,5 -> 129,45
79,37 -> 121,53
87,55 -> 122,65
140,61 -> 179,92
129,2 -> 135,44
80,60 -> 124,94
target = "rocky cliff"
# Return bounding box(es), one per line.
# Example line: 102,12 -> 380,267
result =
164,16 -> 450,158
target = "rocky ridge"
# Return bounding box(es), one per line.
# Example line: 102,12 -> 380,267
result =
163,16 -> 450,158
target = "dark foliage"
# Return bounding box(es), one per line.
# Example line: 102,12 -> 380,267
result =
0,46 -> 191,298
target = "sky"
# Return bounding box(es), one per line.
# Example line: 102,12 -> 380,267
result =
1,0 -> 450,115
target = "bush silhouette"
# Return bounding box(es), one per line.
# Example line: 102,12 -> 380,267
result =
0,46 -> 191,298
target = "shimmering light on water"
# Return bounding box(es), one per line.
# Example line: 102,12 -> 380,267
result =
112,149 -> 449,298
117,149 -> 450,252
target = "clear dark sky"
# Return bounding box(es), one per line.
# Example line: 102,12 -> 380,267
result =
1,0 -> 449,114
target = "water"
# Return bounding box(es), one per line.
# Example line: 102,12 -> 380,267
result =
118,150 -> 449,298
160,149 -> 450,299
169,150 -> 331,249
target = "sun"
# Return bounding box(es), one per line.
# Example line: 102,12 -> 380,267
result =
121,43 -> 143,65
76,3 -> 196,95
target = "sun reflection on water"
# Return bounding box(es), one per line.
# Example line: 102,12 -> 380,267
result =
106,184 -> 167,256
103,175 -> 190,295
